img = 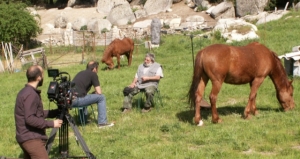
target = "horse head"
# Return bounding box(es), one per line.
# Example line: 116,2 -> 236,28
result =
276,80 -> 295,111
101,58 -> 114,69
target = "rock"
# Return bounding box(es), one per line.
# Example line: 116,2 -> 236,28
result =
107,3 -> 136,25
144,0 -> 172,15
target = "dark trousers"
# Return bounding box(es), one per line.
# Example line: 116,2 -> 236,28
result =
19,139 -> 48,159
123,86 -> 156,109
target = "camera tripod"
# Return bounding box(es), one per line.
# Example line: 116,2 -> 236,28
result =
46,109 -> 96,159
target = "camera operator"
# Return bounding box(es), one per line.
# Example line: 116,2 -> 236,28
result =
14,65 -> 63,159
72,61 -> 114,128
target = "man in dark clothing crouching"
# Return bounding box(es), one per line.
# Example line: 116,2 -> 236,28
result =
14,65 -> 63,159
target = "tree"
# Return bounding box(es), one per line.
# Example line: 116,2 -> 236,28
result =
0,3 -> 42,48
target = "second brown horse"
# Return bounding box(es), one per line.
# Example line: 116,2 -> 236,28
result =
188,42 -> 295,126
101,37 -> 134,69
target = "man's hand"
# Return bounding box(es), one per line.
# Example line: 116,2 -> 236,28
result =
53,119 -> 63,128
141,76 -> 149,82
129,83 -> 135,88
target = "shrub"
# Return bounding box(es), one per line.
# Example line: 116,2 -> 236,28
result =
0,3 -> 42,48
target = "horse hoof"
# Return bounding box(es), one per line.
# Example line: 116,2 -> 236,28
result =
197,120 -> 204,126
253,110 -> 259,116
212,119 -> 222,124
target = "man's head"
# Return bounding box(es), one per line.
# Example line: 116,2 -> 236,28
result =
26,65 -> 44,87
86,61 -> 99,72
144,53 -> 155,67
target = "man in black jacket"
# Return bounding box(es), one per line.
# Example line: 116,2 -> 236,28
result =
15,65 -> 63,159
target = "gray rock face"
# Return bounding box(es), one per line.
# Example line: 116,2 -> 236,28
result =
295,2 -> 300,11
54,15 -> 68,28
72,17 -> 88,31
97,0 -> 128,14
87,18 -> 112,33
211,1 -> 235,20
144,0 -> 172,15
235,0 -> 268,17
107,3 -> 136,26
151,18 -> 162,45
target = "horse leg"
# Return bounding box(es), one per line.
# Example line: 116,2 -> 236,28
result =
194,78 -> 207,126
209,80 -> 223,123
245,78 -> 264,119
125,53 -> 131,66
128,49 -> 133,66
116,55 -> 121,69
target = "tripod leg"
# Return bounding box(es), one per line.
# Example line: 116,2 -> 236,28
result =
65,113 -> 96,159
46,127 -> 59,154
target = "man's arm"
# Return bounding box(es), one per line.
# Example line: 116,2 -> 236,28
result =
129,77 -> 138,88
141,75 -> 161,82
94,86 -> 102,94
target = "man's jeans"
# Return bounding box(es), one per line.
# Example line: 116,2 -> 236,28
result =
72,94 -> 107,124
123,86 -> 156,109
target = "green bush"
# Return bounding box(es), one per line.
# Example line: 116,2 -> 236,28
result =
0,3 -> 42,47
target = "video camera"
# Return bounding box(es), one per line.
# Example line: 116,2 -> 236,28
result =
47,69 -> 76,110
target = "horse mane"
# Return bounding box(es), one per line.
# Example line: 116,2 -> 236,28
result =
271,51 -> 290,88
101,41 -> 115,62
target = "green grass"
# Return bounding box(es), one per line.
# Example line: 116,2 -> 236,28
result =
1,11 -> 300,159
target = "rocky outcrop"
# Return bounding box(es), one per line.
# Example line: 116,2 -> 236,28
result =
235,0 -> 268,17
87,18 -> 112,33
210,1 -> 235,20
107,3 -> 136,26
97,0 -> 129,14
214,18 -> 259,42
144,0 -> 173,15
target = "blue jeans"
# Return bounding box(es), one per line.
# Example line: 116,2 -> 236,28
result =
72,94 -> 107,125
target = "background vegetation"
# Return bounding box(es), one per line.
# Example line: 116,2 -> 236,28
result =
1,7 -> 300,159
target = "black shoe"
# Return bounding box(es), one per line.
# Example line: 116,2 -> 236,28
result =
98,123 -> 114,129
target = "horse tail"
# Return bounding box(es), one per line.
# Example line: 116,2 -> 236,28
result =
188,50 -> 204,108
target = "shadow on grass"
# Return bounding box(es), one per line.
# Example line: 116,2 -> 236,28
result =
176,105 -> 280,125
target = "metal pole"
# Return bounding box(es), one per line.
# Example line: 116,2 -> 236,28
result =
190,34 -> 194,69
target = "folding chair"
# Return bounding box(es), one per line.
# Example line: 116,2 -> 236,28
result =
137,88 -> 163,110
74,105 -> 96,128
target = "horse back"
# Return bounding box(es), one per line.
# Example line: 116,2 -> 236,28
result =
200,42 -> 276,84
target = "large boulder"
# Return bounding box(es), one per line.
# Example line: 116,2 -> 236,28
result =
295,2 -> 300,11
144,0 -> 172,15
211,1 -> 235,20
214,18 -> 259,42
107,3 -> 136,26
256,10 -> 289,25
87,18 -> 112,34
72,17 -> 88,31
54,14 -> 68,28
235,0 -> 268,17
97,0 -> 128,14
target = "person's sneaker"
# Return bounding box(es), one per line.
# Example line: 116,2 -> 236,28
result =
122,108 -> 131,113
98,123 -> 114,129
141,107 -> 152,113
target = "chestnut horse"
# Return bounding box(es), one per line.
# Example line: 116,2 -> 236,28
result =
101,37 -> 134,69
188,42 -> 295,126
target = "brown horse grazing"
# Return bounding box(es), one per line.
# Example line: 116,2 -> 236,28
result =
101,37 -> 134,69
188,42 -> 295,126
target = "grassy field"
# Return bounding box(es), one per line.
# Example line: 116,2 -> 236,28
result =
1,11 -> 300,159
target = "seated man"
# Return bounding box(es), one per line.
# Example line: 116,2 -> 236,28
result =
122,53 -> 163,113
72,61 -> 114,128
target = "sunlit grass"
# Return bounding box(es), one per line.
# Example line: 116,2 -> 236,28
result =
1,11 -> 300,159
